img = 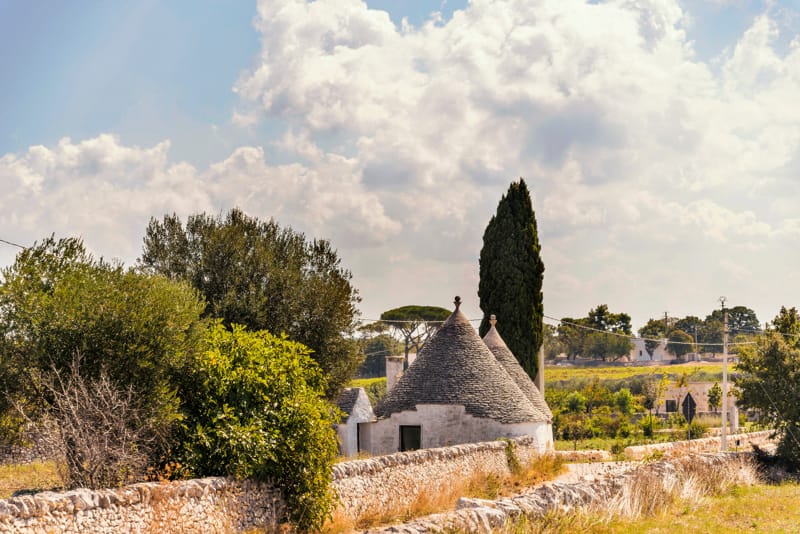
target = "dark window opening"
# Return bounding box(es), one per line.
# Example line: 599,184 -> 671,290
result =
665,400 -> 677,412
400,425 -> 421,452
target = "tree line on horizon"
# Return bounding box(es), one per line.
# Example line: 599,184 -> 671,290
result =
541,304 -> 763,361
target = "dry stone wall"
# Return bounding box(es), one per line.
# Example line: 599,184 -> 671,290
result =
0,477 -> 284,534
623,430 -> 773,460
0,434 -> 625,532
332,436 -> 545,520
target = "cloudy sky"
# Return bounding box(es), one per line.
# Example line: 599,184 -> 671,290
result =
2,0 -> 799,330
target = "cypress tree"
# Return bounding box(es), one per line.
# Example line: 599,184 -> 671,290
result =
478,179 -> 544,380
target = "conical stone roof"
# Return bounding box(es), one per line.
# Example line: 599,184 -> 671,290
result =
483,316 -> 553,420
375,298 -> 547,424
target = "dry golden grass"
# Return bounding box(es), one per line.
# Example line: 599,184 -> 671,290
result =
0,460 -> 62,498
496,454 -> 762,533
323,454 -> 565,533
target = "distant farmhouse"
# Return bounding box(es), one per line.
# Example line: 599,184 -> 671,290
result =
336,297 -> 553,457
657,381 -> 739,431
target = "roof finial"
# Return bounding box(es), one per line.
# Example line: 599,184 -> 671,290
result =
490,314 -> 497,327
454,296 -> 461,310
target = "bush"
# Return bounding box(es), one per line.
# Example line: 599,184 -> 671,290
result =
640,415 -> 661,438
688,420 -> 708,439
0,236 -> 205,473
175,323 -> 339,531
31,357 -> 160,488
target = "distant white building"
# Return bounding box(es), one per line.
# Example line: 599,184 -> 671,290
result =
629,338 -> 674,362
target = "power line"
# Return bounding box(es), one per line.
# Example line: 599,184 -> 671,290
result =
543,314 -> 755,347
0,238 -> 26,249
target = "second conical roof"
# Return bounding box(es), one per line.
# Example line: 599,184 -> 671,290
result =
483,319 -> 552,420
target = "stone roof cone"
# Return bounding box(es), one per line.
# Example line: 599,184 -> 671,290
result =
375,297 -> 548,424
483,315 -> 552,421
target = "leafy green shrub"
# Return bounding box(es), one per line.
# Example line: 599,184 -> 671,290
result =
364,380 -> 387,406
614,388 -> 635,415
688,420 -> 708,439
175,323 -> 339,531
668,413 -> 687,428
0,236 -> 206,482
640,415 -> 661,438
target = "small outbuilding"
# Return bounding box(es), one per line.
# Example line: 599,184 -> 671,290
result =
362,297 -> 553,455
334,387 -> 375,457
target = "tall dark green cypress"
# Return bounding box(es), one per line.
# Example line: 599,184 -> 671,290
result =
478,179 -> 544,380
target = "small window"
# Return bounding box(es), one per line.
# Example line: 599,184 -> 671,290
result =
400,425 -> 421,452
665,400 -> 677,413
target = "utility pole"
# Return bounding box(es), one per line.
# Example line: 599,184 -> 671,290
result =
720,296 -> 728,452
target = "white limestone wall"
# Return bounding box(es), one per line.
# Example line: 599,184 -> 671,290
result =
337,389 -> 375,457
367,404 -> 552,455
333,436 -> 549,521
0,477 -> 284,533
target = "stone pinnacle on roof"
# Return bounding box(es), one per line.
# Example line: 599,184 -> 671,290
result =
374,297 -> 548,424
483,314 -> 552,421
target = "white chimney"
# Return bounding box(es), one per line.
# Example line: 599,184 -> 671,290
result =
385,355 -> 405,393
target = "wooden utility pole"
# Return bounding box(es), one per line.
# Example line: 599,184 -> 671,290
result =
720,297 -> 728,452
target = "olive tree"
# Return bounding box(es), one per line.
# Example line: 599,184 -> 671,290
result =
0,236 -> 205,485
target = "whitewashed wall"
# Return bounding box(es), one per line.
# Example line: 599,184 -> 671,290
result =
364,404 -> 552,456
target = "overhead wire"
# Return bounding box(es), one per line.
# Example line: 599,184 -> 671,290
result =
0,238 -> 26,249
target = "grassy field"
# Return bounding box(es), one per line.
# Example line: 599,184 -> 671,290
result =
544,362 -> 726,383
593,483 -> 800,533
0,461 -> 61,498
349,377 -> 386,389
352,362 -> 728,388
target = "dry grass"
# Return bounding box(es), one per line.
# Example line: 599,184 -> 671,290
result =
468,453 -> 565,500
0,460 -> 63,498
323,454 -> 564,533
497,453 -> 761,533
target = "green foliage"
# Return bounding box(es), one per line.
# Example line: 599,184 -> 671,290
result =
614,388 -> 635,415
688,419 -> 708,439
640,414 -> 661,438
375,305 -> 450,359
639,307 -> 759,357
176,323 -> 339,531
379,305 -> 451,323
707,382 -> 722,413
737,309 -> 800,468
140,209 -> 362,398
771,306 -> 800,338
642,374 -> 670,414
558,305 -> 633,361
668,329 -> 695,358
0,236 -> 205,455
707,306 -> 760,338
564,392 -> 588,414
542,323 -> 563,359
478,179 -> 544,380
349,377 -> 388,406
356,334 -> 400,378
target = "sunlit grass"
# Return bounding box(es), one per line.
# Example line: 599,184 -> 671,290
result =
323,454 -> 564,532
348,377 -> 385,389
0,460 -> 62,498
544,363 -> 725,383
595,483 -> 800,533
